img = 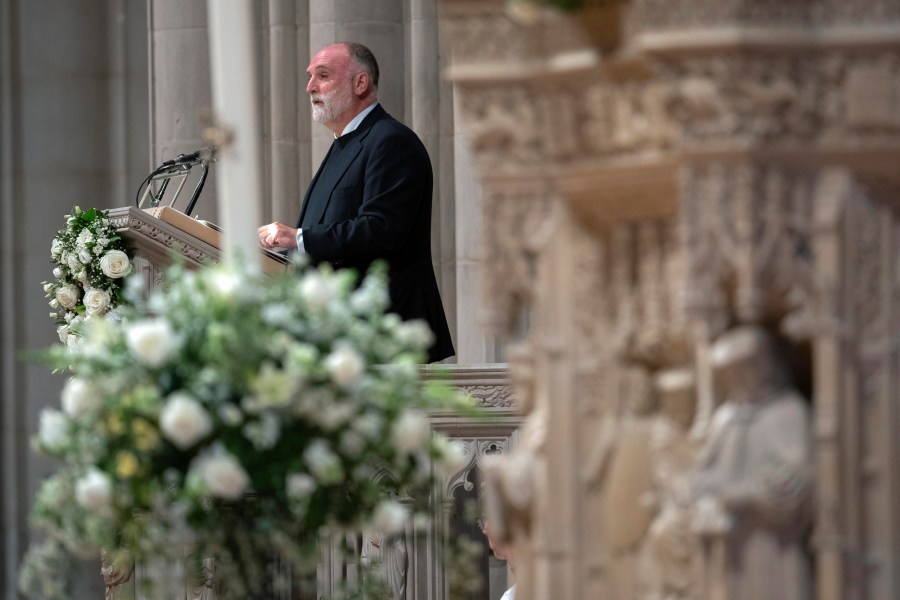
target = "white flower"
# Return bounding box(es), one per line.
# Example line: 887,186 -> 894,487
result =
78,248 -> 93,264
353,413 -> 383,440
339,430 -> 366,457
126,318 -> 178,368
38,409 -> 69,449
396,320 -> 435,350
83,288 -> 111,315
371,499 -> 407,535
391,410 -> 430,452
76,229 -> 94,246
325,345 -> 365,389
350,280 -> 389,314
286,473 -> 317,498
160,393 -> 212,450
56,325 -> 69,344
304,440 -> 343,484
75,469 -> 112,514
66,254 -> 80,272
61,377 -> 101,418
100,250 -> 131,278
51,238 -> 62,257
300,272 -> 338,310
52,267 -> 63,279
436,438 -> 469,478
194,449 -> 250,500
316,402 -> 356,431
55,284 -> 80,310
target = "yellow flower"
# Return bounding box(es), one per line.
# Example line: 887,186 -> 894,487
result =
116,451 -> 139,479
106,414 -> 124,436
132,419 -> 159,451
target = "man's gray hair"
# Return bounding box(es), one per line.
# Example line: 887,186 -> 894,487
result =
344,42 -> 379,89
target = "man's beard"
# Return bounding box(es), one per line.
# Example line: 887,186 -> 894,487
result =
310,84 -> 354,124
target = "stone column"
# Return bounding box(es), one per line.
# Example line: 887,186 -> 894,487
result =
148,0 -> 216,218
264,0 -> 306,224
411,0 -> 459,359
307,0 -> 405,168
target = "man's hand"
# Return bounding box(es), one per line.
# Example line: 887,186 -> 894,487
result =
258,221 -> 298,250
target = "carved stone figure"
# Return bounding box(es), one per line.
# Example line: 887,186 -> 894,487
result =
100,549 -> 134,600
601,368 -> 657,600
361,530 -> 408,600
691,326 -> 812,600
640,368 -> 700,600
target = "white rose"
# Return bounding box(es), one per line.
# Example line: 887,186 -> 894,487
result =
83,288 -> 111,315
38,409 -> 69,449
286,473 -> 317,498
75,468 -> 112,514
160,392 -> 212,450
391,410 -> 430,452
66,254 -> 80,272
325,345 -> 365,389
57,325 -> 69,344
126,318 -> 178,368
299,272 -> 338,310
79,248 -> 93,264
353,413 -> 383,440
436,438 -> 469,478
195,451 -> 250,500
371,500 -> 408,535
339,430 -> 366,457
304,440 -> 343,484
52,267 -> 63,279
55,284 -> 80,310
76,229 -> 94,246
51,238 -> 62,257
396,320 -> 435,350
61,377 -> 101,417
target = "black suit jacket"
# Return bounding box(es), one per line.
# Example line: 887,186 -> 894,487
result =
297,104 -> 454,363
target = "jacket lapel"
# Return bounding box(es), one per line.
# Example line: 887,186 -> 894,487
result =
297,105 -> 385,228
296,142 -> 334,228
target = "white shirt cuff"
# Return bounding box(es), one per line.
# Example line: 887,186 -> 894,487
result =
296,229 -> 306,253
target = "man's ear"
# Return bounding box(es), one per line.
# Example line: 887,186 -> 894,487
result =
354,72 -> 370,97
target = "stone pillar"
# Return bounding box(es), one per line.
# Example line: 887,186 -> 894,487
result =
307,0 -> 405,168
264,0 -> 306,224
1,0 -> 138,596
411,0 -> 459,359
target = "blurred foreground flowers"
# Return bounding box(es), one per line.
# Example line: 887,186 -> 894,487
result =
21,257 -> 472,599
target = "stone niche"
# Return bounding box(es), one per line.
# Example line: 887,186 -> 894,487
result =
437,1 -> 900,600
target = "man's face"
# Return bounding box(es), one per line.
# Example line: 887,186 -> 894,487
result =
306,45 -> 355,126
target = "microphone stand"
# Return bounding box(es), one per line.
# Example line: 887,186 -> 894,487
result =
184,163 -> 209,217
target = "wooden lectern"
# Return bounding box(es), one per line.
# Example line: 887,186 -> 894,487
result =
107,206 -> 288,281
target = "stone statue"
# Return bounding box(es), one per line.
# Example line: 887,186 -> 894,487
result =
691,326 -> 812,600
361,530 -> 408,600
640,368 -> 700,600
100,549 -> 134,600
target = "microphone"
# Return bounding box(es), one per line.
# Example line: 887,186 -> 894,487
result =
161,147 -> 217,168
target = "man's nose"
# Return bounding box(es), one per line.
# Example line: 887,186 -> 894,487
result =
306,79 -> 315,94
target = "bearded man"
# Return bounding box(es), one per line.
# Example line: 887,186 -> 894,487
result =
258,42 -> 454,363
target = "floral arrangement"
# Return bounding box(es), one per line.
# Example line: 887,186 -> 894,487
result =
21,258 -> 471,600
42,206 -> 132,345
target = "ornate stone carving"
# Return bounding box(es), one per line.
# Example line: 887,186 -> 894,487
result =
460,384 -> 514,408
691,326 -> 812,600
480,189 -> 556,337
100,549 -> 134,600
679,164 -> 820,336
642,368 -> 700,600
